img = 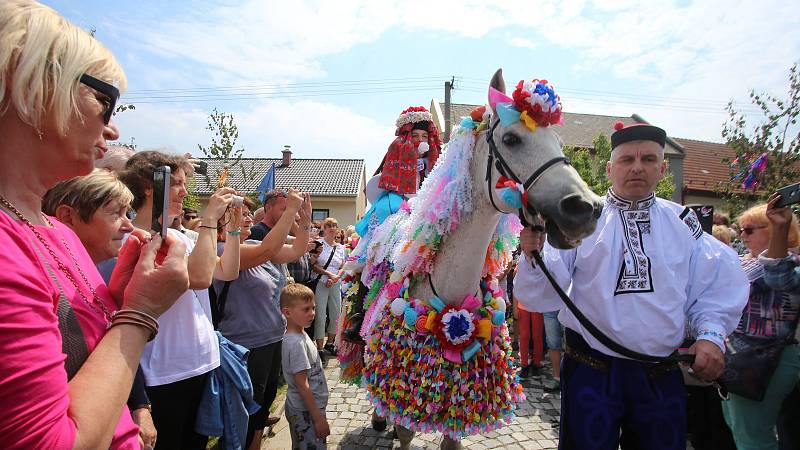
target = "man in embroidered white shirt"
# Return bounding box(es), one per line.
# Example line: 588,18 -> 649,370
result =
515,122 -> 748,450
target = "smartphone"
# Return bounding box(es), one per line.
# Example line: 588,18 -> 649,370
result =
151,166 -> 171,238
775,182 -> 800,208
195,160 -> 208,176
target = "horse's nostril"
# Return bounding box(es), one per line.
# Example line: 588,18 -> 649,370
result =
560,195 -> 594,219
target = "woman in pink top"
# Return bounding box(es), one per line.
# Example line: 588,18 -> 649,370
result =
0,2 -> 189,449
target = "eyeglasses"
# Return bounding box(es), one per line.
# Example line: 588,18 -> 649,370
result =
740,225 -> 767,235
79,74 -> 119,124
531,224 -> 545,233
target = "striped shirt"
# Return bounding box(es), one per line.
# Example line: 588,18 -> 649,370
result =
736,256 -> 800,339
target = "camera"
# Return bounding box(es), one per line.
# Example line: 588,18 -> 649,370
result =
195,160 -> 208,176
231,195 -> 244,207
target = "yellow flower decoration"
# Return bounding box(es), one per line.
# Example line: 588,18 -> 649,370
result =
520,110 -> 538,132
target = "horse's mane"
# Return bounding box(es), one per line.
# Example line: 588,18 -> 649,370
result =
360,122 -> 520,285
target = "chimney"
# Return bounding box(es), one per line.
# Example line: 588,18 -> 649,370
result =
281,145 -> 292,167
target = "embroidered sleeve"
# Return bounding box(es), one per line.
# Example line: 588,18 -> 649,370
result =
679,207 -> 703,240
685,235 -> 750,353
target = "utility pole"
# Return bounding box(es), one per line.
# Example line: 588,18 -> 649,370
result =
444,76 -> 455,142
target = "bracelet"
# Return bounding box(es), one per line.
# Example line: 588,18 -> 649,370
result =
108,309 -> 159,341
227,230 -> 241,236
198,225 -> 217,230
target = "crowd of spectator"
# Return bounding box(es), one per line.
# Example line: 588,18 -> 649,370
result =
1,2 -> 798,450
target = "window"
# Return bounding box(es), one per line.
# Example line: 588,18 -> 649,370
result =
312,209 -> 329,221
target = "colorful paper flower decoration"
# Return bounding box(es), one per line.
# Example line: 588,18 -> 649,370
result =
487,78 -> 563,132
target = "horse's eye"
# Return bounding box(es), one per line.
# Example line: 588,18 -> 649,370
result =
502,133 -> 522,146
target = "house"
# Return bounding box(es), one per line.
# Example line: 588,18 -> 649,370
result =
193,149 -> 367,227
430,101 -> 686,204
675,138 -> 738,211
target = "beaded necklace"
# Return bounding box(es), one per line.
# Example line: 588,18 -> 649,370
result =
0,194 -> 112,324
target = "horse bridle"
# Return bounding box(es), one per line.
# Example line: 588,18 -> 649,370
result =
484,118 -> 570,226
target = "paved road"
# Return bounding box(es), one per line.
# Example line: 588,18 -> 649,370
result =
263,356 -> 562,449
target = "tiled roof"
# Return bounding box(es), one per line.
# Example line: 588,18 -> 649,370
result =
193,158 -> 365,197
676,138 -> 738,194
437,103 -> 685,156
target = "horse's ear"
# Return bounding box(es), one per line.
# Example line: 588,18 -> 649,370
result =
489,69 -> 506,95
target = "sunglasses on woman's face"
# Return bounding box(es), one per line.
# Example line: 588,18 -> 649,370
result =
79,74 -> 119,124
740,225 -> 767,235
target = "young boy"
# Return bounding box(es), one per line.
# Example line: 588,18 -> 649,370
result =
280,283 -> 330,449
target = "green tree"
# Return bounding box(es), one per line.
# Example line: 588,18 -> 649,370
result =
564,134 -> 675,200
182,177 -> 201,210
718,61 -> 800,216
196,108 -> 258,188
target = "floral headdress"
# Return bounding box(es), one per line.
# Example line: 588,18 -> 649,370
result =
488,79 -> 564,132
394,106 -> 442,149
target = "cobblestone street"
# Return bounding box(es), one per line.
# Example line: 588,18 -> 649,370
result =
265,356 -> 562,449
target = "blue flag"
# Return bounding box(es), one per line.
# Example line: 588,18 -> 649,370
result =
257,162 -> 276,203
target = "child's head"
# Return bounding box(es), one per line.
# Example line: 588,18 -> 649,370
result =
280,283 -> 316,328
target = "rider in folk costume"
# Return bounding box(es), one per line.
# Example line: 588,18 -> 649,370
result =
377,106 -> 442,196
342,107 -> 442,347
515,122 -> 749,449
355,106 -> 442,239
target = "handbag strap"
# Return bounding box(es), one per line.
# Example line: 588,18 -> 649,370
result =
209,281 -> 232,328
31,241 -> 89,379
312,243 -> 337,283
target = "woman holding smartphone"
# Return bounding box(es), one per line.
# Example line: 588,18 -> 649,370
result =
0,2 -> 188,448
120,151 -> 243,449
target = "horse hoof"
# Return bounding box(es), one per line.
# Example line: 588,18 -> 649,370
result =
440,436 -> 463,450
371,417 -> 387,431
371,410 -> 387,431
395,425 -> 415,448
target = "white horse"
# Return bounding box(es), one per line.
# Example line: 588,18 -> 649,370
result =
350,69 -> 602,450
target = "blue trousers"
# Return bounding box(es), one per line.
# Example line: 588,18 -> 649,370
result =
559,331 -> 686,450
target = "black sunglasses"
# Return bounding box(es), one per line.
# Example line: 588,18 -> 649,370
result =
79,74 -> 119,124
531,224 -> 545,233
740,225 -> 767,235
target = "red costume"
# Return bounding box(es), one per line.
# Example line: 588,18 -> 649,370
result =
377,106 -> 442,195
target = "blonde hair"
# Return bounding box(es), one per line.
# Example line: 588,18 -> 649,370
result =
712,225 -> 732,246
0,0 -> 127,135
737,203 -> 800,248
42,168 -> 133,222
280,283 -> 315,309
323,217 -> 338,228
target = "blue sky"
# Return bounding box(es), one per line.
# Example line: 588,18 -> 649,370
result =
46,0 -> 800,175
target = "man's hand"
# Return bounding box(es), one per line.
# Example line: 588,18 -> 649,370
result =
688,339 -> 725,380
299,192 -> 312,227
313,415 -> 331,439
286,188 -> 303,213
519,226 -> 546,257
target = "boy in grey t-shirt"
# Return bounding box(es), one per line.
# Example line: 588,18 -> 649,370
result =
280,283 -> 330,449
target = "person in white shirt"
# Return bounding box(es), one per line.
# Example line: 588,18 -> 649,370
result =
514,122 -> 749,449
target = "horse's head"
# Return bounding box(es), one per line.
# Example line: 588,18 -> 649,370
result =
478,69 -> 602,249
